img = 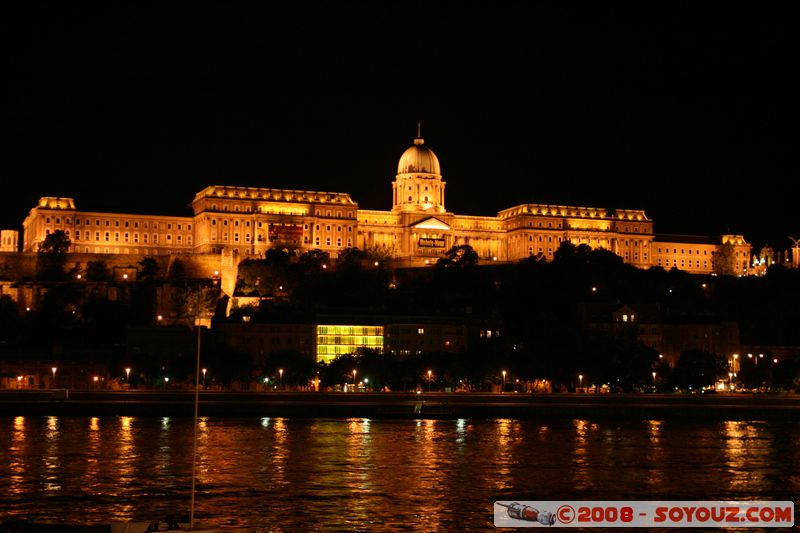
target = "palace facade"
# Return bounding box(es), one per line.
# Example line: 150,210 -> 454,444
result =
15,130 -> 752,275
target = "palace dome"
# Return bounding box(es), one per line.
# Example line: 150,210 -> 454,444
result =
397,136 -> 441,175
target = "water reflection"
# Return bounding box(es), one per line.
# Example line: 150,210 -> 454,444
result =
644,419 -> 665,488
571,419 -> 596,490
271,417 -> 289,489
84,416 -> 101,487
1,416 -> 799,530
8,416 -> 26,496
43,416 -> 61,492
724,421 -> 771,492
345,419 -> 373,525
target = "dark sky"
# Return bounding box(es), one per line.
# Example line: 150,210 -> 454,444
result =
2,3 -> 796,251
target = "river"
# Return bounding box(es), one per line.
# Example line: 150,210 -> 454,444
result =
1,416 -> 798,530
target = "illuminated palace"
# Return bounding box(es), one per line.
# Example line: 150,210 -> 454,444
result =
17,129 -> 752,274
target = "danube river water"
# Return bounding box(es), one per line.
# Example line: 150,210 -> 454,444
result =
1,416 -> 798,531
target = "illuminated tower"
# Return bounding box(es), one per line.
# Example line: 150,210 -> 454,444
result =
391,124 -> 445,214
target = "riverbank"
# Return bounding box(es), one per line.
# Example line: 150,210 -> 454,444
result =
2,390 -> 800,419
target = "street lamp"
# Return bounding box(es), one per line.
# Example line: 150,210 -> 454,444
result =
427,369 -> 432,392
202,368 -> 207,387
728,372 -> 733,390
279,368 -> 284,390
51,367 -> 57,388
125,367 -> 131,384
652,371 -> 657,388
578,374 -> 583,392
353,369 -> 357,390
501,370 -> 507,393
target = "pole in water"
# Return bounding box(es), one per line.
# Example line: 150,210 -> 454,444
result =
190,323 -> 201,529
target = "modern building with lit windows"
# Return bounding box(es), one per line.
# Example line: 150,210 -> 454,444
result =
15,128 -> 752,274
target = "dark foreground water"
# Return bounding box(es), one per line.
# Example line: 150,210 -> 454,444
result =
1,416 -> 798,531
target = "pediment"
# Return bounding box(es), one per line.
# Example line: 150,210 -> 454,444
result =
413,217 -> 450,231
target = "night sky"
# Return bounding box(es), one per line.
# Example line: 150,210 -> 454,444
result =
2,3 -> 796,251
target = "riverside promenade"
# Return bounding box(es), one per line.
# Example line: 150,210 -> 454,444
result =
2,390 -> 800,419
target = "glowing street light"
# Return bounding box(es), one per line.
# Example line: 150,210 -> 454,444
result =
728,372 -> 733,390
578,374 -> 583,392
202,368 -> 207,386
501,370 -> 507,393
279,368 -> 284,389
352,369 -> 358,389
652,371 -> 657,387
427,369 -> 432,392
125,367 -> 131,383
51,367 -> 57,388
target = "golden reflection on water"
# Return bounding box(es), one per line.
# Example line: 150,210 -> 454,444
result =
43,416 -> 61,492
571,419 -> 597,490
157,417 -> 172,475
724,421 -> 769,491
116,416 -> 135,483
345,418 -> 373,525
195,416 -> 211,482
644,419 -> 665,488
9,416 -> 26,496
492,419 -> 521,492
112,416 -> 136,518
271,418 -> 289,488
84,417 -> 101,486
455,418 -> 467,448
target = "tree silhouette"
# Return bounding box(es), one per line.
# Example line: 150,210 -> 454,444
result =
36,230 -> 71,281
436,244 -> 478,268
85,260 -> 112,281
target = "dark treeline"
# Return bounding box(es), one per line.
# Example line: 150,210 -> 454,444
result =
2,233 -> 799,392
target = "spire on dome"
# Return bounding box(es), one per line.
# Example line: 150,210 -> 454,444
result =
414,121 -> 424,145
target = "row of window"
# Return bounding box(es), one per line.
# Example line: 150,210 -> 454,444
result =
73,247 -> 174,255
207,203 -> 356,218
207,219 -> 354,234
54,229 -> 192,245
657,247 -> 710,255
657,258 -> 711,269
44,217 -> 189,231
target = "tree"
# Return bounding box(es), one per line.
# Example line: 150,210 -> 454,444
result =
138,256 -> 160,282
713,242 -> 737,276
436,244 -> 478,268
672,350 -> 727,390
84,260 -> 112,281
36,230 -> 71,280
167,258 -> 187,281
296,249 -> 330,275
